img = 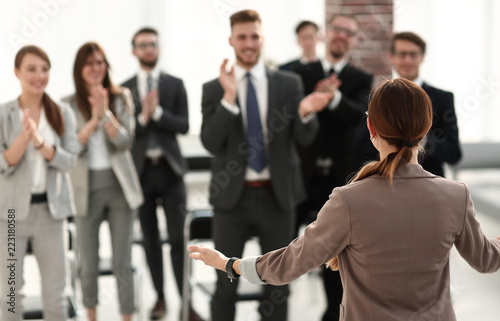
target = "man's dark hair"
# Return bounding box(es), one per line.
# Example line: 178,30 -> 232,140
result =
391,32 -> 426,54
132,27 -> 158,47
295,20 -> 319,35
230,10 -> 261,28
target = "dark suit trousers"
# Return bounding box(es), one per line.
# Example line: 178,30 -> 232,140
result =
212,185 -> 293,321
139,161 -> 186,297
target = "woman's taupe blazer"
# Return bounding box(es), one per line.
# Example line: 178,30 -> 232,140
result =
62,89 -> 143,216
239,164 -> 500,321
0,99 -> 79,220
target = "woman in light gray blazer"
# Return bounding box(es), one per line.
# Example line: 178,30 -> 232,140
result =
63,42 -> 143,321
189,79 -> 500,321
0,46 -> 78,321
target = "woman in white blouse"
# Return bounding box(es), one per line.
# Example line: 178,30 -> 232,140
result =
63,42 -> 143,321
0,45 -> 79,321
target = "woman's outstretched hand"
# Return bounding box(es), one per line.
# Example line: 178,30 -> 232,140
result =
188,245 -> 229,272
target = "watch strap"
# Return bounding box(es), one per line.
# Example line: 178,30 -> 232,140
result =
225,257 -> 240,282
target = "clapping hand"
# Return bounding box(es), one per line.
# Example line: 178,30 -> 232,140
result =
315,74 -> 342,97
22,109 -> 43,147
298,92 -> 334,117
219,58 -> 237,105
141,89 -> 158,123
88,85 -> 109,120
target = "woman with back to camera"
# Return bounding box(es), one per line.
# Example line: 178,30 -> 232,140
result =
189,78 -> 500,320
63,42 -> 143,321
0,45 -> 79,321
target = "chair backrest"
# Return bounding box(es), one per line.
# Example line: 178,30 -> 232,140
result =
185,210 -> 213,242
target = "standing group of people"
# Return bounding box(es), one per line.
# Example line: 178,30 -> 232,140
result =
0,7 -> 469,321
278,13 -> 462,321
0,28 -> 191,321
191,9 -> 500,321
201,9 -> 463,321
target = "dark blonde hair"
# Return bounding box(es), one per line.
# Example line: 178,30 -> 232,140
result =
15,45 -> 64,137
230,9 -> 261,28
73,42 -> 121,121
326,78 -> 433,270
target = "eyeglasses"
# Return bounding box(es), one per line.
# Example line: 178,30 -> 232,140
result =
393,50 -> 422,59
327,25 -> 358,37
134,42 -> 159,50
365,111 -> 369,118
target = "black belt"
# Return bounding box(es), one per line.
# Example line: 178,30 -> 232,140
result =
145,156 -> 167,166
31,193 -> 47,204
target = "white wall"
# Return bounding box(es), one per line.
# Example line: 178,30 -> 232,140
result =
0,0 -> 325,136
394,0 -> 500,142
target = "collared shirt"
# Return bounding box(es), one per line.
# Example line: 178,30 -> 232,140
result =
300,56 -> 319,64
137,67 -> 164,158
321,57 -> 346,110
20,108 -> 56,193
412,77 -> 424,87
221,61 -> 270,181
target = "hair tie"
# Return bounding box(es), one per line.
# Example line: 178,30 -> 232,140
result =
401,140 -> 419,148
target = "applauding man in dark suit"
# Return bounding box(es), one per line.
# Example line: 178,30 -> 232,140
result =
201,10 -> 332,321
389,32 -> 461,176
122,27 -> 190,320
355,32 -> 462,178
290,14 -> 373,321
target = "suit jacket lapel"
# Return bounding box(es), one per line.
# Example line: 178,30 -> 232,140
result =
129,76 -> 142,110
8,100 -> 22,144
266,69 -> 277,129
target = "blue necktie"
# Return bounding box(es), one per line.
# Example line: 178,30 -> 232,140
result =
245,72 -> 266,172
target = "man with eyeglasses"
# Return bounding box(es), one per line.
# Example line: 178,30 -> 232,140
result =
290,13 -> 372,321
122,27 -> 197,320
357,32 -> 462,177
388,32 -> 461,176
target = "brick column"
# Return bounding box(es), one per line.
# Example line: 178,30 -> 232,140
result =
325,0 -> 393,85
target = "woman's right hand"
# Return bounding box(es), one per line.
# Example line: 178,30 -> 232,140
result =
88,85 -> 109,120
21,109 -> 33,140
188,245 -> 229,272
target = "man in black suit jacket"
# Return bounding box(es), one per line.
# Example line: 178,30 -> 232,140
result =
389,32 -> 461,176
122,27 -> 189,320
279,20 -> 320,71
201,10 -> 331,321
356,32 -> 461,177
290,13 -> 372,321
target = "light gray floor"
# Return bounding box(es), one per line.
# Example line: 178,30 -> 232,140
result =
21,168 -> 500,321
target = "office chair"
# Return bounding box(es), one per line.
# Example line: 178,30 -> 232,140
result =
181,210 -> 264,321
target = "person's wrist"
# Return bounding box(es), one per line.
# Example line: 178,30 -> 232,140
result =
223,92 -> 236,105
298,102 -> 309,118
34,138 -> 45,150
225,257 -> 240,282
